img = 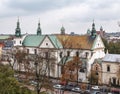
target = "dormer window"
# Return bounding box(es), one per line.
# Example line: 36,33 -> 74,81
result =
46,43 -> 48,46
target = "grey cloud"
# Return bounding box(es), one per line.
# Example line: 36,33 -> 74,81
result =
6,0 -> 85,12
61,0 -> 120,23
1,0 -> 85,17
1,0 -> 120,22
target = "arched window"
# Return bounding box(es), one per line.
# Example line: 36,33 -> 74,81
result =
95,66 -> 98,71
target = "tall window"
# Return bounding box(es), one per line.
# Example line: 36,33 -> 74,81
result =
27,49 -> 29,54
20,41 -> 21,44
76,51 -> 79,57
67,51 -> 70,56
113,78 -> 116,85
45,52 -> 49,59
85,52 -> 89,58
96,66 -> 98,71
34,49 -> 37,54
107,65 -> 110,72
59,52 -> 63,58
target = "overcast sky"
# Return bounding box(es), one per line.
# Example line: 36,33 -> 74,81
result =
0,0 -> 120,35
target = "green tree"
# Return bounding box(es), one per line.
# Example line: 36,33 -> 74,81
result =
102,38 -> 120,54
0,64 -> 35,94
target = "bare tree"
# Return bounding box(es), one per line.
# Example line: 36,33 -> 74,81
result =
57,36 -> 83,94
29,49 -> 56,94
88,70 -> 99,85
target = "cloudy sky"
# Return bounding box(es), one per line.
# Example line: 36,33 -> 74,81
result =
0,0 -> 120,35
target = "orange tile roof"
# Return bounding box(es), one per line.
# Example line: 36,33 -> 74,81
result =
56,34 -> 94,50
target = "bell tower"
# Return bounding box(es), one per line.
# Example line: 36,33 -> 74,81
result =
15,18 -> 21,37
37,20 -> 42,35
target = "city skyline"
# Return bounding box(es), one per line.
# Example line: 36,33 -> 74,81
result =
0,0 -> 120,35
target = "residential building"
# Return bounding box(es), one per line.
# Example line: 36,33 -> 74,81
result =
102,54 -> 120,86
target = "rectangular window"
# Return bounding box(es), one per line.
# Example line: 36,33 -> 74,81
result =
107,65 -> 110,72
34,49 -> 37,54
27,49 -> 29,54
67,51 -> 70,56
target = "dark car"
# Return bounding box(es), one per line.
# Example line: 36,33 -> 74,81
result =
83,90 -> 91,94
91,91 -> 101,94
64,83 -> 77,91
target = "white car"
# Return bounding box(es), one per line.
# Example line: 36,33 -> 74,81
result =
53,84 -> 64,89
91,86 -> 100,90
71,87 -> 81,92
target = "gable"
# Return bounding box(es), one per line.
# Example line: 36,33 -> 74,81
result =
40,36 -> 55,48
48,35 -> 63,49
92,35 -> 105,50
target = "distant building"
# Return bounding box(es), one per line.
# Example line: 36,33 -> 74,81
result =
96,26 -> 105,38
0,43 -> 4,57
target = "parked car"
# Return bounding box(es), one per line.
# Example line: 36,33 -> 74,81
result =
65,83 -> 77,91
84,89 -> 91,94
53,84 -> 65,89
71,87 -> 81,93
91,91 -> 101,94
91,86 -> 100,90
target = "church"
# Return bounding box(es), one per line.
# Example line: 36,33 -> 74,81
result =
1,19 -> 105,83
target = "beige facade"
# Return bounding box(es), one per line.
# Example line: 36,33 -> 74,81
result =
102,54 -> 120,86
102,61 -> 120,86
91,59 -> 102,85
0,44 -> 4,58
